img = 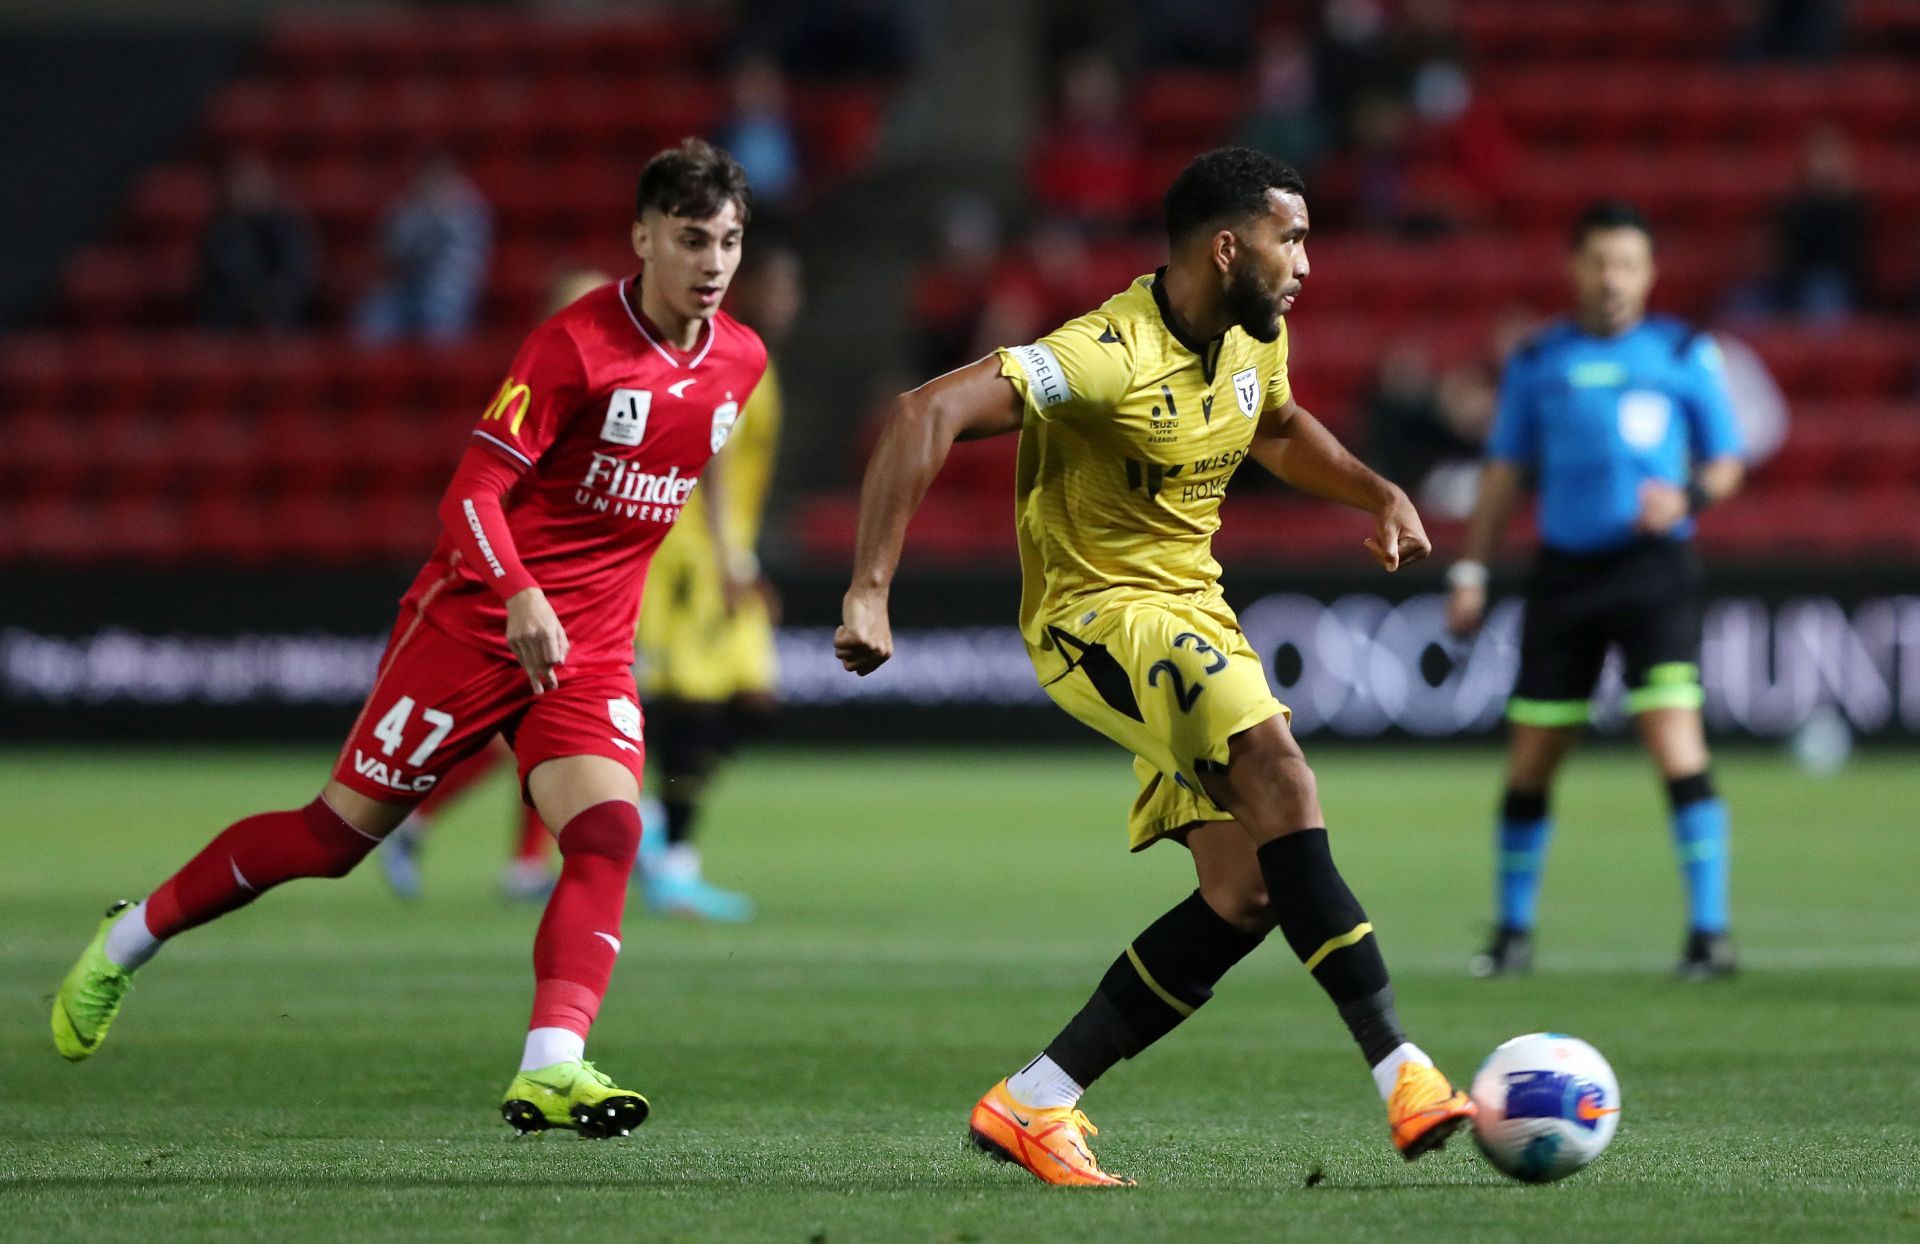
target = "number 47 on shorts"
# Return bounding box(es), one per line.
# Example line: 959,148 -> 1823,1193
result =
353,696 -> 457,794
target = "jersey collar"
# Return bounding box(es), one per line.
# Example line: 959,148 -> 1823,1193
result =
619,274 -> 716,369
1150,266 -> 1225,383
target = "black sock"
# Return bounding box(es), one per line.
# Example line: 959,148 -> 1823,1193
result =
1042,891 -> 1264,1088
654,702 -> 728,847
1665,770 -> 1716,809
1256,829 -> 1406,1066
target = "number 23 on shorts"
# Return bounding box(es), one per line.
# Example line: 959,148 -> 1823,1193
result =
1148,631 -> 1226,714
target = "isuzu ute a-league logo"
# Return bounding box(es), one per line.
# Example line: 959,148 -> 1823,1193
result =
602,388 -> 651,446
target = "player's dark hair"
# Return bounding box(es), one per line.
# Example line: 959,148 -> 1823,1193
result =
635,137 -> 752,224
1163,147 -> 1306,245
1571,199 -> 1653,250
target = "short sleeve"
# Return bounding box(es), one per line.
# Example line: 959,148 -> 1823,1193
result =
1680,333 -> 1744,462
470,321 -> 589,470
997,314 -> 1132,422
1263,321 -> 1293,412
1486,352 -> 1538,466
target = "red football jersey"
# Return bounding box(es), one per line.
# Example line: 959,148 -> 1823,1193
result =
401,278 -> 768,665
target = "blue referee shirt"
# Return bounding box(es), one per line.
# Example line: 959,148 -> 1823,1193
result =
1488,315 -> 1743,554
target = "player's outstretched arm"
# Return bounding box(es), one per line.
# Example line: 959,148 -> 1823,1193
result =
1252,398 -> 1431,572
1445,459 -> 1525,635
836,357 -> 1023,675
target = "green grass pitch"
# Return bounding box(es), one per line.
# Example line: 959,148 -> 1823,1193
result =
2,743 -> 1917,1242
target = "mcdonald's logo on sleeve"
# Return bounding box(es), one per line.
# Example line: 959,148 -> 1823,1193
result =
481,378 -> 533,435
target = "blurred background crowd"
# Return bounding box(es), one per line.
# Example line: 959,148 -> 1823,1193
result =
0,0 -> 1914,570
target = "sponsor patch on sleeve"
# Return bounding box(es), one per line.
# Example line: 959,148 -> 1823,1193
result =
1008,342 -> 1072,410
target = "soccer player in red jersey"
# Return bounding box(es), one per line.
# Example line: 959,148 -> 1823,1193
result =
51,139 -> 769,1138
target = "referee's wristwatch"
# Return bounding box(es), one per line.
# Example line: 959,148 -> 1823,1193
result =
1446,560 -> 1489,591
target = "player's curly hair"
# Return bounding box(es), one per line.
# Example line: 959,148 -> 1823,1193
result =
1162,147 -> 1306,245
635,137 -> 753,223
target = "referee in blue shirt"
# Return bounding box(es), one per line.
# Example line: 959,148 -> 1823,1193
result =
1446,202 -> 1746,980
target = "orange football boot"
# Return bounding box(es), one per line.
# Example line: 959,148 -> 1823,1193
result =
1387,1060 -> 1476,1160
967,1079 -> 1134,1188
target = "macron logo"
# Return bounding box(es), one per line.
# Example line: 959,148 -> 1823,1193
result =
668,378 -> 697,398
594,932 -> 623,954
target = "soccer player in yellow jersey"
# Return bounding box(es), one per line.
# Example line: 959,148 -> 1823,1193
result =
634,241 -> 803,920
836,149 -> 1473,1186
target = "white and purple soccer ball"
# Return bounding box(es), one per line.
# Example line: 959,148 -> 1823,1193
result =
1470,1033 -> 1621,1183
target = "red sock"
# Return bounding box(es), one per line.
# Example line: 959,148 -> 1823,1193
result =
529,801 -> 640,1038
145,797 -> 380,938
515,805 -> 551,863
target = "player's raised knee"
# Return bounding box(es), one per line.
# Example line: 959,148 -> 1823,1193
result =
1200,879 -> 1276,935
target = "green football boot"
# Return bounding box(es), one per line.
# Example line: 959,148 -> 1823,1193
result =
51,900 -> 136,1061
501,1060 -> 650,1139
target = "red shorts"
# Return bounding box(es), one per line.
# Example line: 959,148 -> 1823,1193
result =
331,611 -> 647,804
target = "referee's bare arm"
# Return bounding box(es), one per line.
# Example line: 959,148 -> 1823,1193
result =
1446,460 -> 1526,636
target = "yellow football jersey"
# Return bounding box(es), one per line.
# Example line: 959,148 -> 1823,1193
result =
996,271 -> 1292,645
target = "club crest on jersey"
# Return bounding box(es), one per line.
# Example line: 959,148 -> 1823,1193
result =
607,697 -> 643,742
602,389 -> 651,446
1618,390 -> 1672,449
1232,367 -> 1260,419
710,400 -> 740,453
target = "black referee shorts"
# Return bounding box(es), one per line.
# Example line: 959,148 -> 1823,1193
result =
1507,537 -> 1705,727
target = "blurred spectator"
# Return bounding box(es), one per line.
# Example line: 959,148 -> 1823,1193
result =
1404,65 -> 1516,227
1770,126 -> 1871,320
354,154 -> 492,344
1312,0 -> 1398,144
1235,33 -> 1331,178
1419,363 -> 1497,517
1340,94 -> 1420,232
745,0 -> 914,79
911,195 -> 1003,375
974,219 -> 1096,356
1135,0 -> 1260,69
545,264 -> 611,317
715,54 -> 802,213
1364,339 -> 1495,517
1735,0 -> 1848,63
1304,0 -> 1510,232
1724,126 -> 1870,322
1363,339 -> 1443,482
1026,52 -> 1141,231
197,153 -> 317,331
1391,0 -> 1469,93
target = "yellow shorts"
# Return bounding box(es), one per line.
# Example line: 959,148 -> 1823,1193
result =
638,577 -> 778,704
1027,589 -> 1288,852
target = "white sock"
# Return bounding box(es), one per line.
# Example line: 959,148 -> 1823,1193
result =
1370,1041 -> 1433,1101
638,794 -> 666,844
102,899 -> 162,971
520,1027 -> 586,1072
659,843 -> 702,883
1005,1053 -> 1084,1110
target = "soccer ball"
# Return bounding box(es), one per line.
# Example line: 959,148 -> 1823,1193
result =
1469,1033 -> 1620,1183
